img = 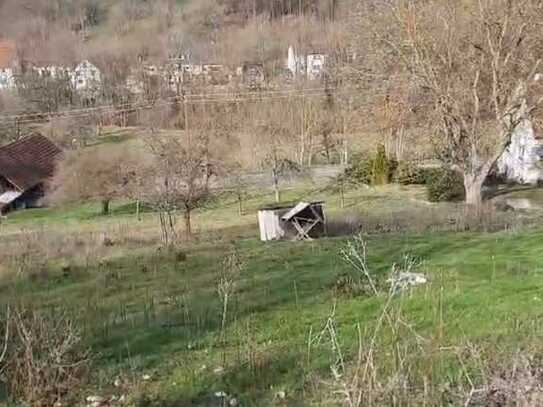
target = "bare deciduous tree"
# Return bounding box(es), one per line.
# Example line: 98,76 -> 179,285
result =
360,0 -> 543,206
261,122 -> 301,203
135,132 -> 216,243
50,144 -> 142,214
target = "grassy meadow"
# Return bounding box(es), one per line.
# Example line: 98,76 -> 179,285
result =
2,181 -> 543,406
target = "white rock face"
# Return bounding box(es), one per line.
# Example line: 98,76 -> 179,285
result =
498,120 -> 543,184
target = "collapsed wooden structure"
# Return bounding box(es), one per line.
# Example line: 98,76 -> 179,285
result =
258,201 -> 326,241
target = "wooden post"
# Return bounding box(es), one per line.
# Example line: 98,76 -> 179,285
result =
340,181 -> 345,209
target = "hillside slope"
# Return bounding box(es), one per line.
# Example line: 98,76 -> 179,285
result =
0,0 -> 345,68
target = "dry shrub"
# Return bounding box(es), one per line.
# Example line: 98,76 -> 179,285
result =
42,117 -> 98,149
327,335 -> 543,407
1,229 -> 108,279
2,229 -> 81,277
327,203 -> 524,237
463,350 -> 543,407
0,221 -> 162,282
0,306 -> 92,406
107,222 -> 161,248
326,211 -> 366,236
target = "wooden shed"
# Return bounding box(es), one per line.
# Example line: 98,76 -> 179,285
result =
258,201 -> 326,241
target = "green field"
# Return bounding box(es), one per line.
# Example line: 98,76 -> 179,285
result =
2,184 -> 543,406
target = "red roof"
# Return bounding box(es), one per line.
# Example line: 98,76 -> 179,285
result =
0,135 -> 62,191
0,40 -> 15,69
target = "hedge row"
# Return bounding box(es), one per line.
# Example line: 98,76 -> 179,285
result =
344,154 -> 465,202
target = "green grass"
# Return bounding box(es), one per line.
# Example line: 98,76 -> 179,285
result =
2,185 -> 543,405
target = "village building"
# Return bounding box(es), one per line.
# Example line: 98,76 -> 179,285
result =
127,58 -> 233,93
286,45 -> 306,78
127,61 -> 182,94
202,64 -> 230,85
307,53 -> 327,81
286,45 -> 327,81
241,63 -> 265,89
0,135 -> 61,214
182,63 -> 203,78
71,60 -> 101,91
32,64 -> 73,79
0,40 -> 16,90
0,68 -> 15,90
11,59 -> 102,96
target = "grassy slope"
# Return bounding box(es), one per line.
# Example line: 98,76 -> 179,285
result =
2,185 -> 543,405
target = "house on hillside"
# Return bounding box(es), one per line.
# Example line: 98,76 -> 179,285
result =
0,67 -> 15,90
286,45 -> 306,78
0,135 -> 62,214
33,64 -> 73,80
71,60 -> 101,91
0,40 -> 16,90
307,53 -> 327,80
202,64 -> 230,85
286,46 -> 327,81
241,63 -> 265,89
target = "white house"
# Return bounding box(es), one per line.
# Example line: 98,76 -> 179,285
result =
286,45 -> 306,78
0,40 -> 16,90
33,65 -> 73,80
307,53 -> 326,80
0,68 -> 15,90
71,60 -> 101,91
286,46 -> 326,80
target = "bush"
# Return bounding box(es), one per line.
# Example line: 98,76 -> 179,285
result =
426,167 -> 465,202
344,146 -> 397,186
371,145 -> 390,185
344,158 -> 373,185
394,161 -> 427,185
0,306 -> 92,406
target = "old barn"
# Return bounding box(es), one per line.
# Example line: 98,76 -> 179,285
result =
0,134 -> 61,214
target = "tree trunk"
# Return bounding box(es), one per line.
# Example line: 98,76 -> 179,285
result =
159,211 -> 168,246
273,168 -> 280,203
184,209 -> 192,238
101,199 -> 110,215
238,193 -> 244,216
464,173 -> 485,207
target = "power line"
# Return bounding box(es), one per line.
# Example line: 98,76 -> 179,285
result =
0,87 -> 333,121
0,87 -> 364,126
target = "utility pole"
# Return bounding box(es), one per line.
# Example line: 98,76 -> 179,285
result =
300,95 -> 305,166
183,90 -> 192,146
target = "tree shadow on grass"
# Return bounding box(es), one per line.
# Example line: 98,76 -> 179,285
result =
485,184 -> 540,199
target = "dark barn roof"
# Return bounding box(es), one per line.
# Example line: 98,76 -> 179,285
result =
0,134 -> 61,191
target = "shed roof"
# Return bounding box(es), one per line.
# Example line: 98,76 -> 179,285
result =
259,203 -> 295,211
0,134 -> 62,191
0,190 -> 22,205
281,201 -> 324,221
